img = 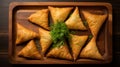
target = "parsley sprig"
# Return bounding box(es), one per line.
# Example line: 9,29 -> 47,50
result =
50,21 -> 71,48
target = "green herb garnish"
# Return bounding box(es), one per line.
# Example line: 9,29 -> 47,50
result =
52,41 -> 64,48
88,34 -> 93,41
34,39 -> 41,51
70,31 -> 76,34
50,21 -> 71,48
83,21 -> 88,26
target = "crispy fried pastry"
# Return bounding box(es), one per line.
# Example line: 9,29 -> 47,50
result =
65,7 -> 87,30
48,6 -> 73,23
16,23 -> 38,45
28,9 -> 49,30
18,40 -> 42,59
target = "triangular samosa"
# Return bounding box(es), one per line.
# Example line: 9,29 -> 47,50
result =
81,9 -> 107,36
28,9 -> 49,30
18,40 -> 42,59
65,7 -> 87,30
69,34 -> 88,60
39,28 -> 52,55
46,42 -> 72,60
80,37 -> 103,60
48,6 -> 73,23
16,23 -> 38,45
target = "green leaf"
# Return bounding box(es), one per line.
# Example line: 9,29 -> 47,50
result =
88,34 -> 93,41
83,21 -> 88,26
50,21 -> 70,48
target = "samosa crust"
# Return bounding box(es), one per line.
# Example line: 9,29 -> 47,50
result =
46,42 -> 72,60
16,23 -> 38,45
81,9 -> 107,37
48,6 -> 73,23
18,40 -> 42,59
65,7 -> 87,30
39,28 -> 52,55
80,37 -> 103,60
70,34 -> 88,60
28,9 -> 49,30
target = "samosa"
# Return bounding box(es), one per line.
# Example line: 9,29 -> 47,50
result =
81,9 -> 107,37
46,42 -> 72,60
65,7 -> 87,30
79,9 -> 107,60
28,9 -> 49,30
69,34 -> 88,60
18,40 -> 42,59
80,37 -> 103,60
39,28 -> 52,55
16,23 -> 38,45
48,6 -> 73,23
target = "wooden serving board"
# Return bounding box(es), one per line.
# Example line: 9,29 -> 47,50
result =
9,2 -> 112,64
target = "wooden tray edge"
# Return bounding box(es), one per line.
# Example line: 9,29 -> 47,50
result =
8,2 -> 112,64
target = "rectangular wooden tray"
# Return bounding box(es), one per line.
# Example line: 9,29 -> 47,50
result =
9,2 -> 112,64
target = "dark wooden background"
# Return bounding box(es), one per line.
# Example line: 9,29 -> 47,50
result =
0,0 -> 120,67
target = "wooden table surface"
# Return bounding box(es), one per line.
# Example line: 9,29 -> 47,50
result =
0,0 -> 120,66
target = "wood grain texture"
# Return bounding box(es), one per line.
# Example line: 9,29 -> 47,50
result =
0,0 -> 120,34
0,0 -> 74,33
0,52 -> 120,66
8,2 -> 112,64
0,0 -> 120,66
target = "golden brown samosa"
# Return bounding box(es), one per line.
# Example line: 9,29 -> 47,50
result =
69,34 -> 88,60
48,6 -> 73,23
46,42 -> 72,60
81,9 -> 107,37
28,9 -> 49,30
65,7 -> 87,30
80,37 -> 103,60
39,28 -> 52,55
79,9 -> 107,60
18,40 -> 42,59
16,23 -> 38,45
